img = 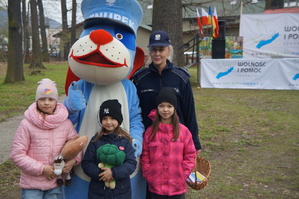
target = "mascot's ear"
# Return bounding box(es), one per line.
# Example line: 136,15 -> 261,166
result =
127,46 -> 144,80
65,66 -> 80,96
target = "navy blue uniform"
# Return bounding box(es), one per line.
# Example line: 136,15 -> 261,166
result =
132,60 -> 201,150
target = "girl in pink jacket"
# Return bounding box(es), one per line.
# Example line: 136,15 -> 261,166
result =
10,78 -> 82,199
141,87 -> 196,199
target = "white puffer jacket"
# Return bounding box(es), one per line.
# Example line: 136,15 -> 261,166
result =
10,102 -> 81,190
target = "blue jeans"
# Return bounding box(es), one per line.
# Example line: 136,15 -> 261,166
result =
22,187 -> 63,199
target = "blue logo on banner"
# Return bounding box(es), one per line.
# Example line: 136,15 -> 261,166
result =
216,67 -> 234,79
256,33 -> 279,49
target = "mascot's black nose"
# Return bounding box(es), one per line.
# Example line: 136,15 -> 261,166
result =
90,29 -> 113,46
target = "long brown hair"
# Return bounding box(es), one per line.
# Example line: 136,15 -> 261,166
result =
149,109 -> 180,141
92,125 -> 133,143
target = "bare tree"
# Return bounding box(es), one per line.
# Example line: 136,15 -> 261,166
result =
61,0 -> 69,61
38,0 -> 49,62
152,0 -> 183,66
71,0 -> 77,46
29,0 -> 45,69
5,0 -> 24,83
22,0 -> 31,64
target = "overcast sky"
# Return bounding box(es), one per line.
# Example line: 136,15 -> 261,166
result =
43,0 -> 84,24
0,0 -> 84,24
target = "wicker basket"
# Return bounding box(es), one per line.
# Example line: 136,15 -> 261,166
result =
187,155 -> 211,190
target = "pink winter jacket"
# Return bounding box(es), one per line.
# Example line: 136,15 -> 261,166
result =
10,102 -> 82,190
141,109 -> 196,196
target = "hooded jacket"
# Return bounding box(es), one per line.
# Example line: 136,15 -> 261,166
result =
82,133 -> 137,199
140,109 -> 196,196
10,102 -> 81,190
132,60 -> 201,150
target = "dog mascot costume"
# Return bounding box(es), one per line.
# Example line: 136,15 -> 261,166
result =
63,0 -> 146,198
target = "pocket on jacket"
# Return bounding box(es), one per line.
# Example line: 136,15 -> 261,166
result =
148,142 -> 162,160
114,178 -> 131,197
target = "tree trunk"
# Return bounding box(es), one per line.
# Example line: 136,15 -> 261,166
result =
38,0 -> 49,62
29,0 -> 45,69
61,0 -> 69,61
152,0 -> 183,66
71,0 -> 77,46
5,0 -> 25,83
22,0 -> 31,64
265,0 -> 270,9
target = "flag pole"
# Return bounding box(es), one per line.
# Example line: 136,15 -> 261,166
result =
240,1 -> 243,15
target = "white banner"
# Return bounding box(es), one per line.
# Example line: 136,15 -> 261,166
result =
240,13 -> 299,59
200,58 -> 299,90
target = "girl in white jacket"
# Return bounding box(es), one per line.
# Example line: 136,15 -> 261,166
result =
10,78 -> 82,199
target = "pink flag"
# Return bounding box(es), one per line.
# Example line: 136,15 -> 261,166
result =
196,8 -> 204,37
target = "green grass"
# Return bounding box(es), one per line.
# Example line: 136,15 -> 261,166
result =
0,63 -> 299,198
0,159 -> 20,197
186,66 -> 299,198
0,62 -> 68,121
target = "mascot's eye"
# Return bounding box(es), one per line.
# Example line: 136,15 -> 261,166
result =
116,33 -> 123,40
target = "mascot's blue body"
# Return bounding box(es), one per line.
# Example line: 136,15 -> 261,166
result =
63,0 -> 146,198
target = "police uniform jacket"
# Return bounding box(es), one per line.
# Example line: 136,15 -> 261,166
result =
132,60 -> 201,150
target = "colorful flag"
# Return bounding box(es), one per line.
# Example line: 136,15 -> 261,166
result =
208,6 -> 213,25
201,8 -> 211,25
212,7 -> 220,39
196,8 -> 204,37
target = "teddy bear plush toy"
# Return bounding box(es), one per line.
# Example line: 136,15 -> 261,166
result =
53,135 -> 88,186
96,144 -> 126,189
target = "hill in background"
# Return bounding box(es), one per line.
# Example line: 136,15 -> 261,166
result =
0,9 -> 61,29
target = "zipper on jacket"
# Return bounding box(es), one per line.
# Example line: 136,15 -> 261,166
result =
50,129 -> 54,163
159,74 -> 163,89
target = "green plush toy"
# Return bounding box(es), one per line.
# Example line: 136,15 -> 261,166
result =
97,144 -> 126,189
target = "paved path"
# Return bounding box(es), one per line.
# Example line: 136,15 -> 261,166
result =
0,95 -> 66,164
0,114 -> 23,164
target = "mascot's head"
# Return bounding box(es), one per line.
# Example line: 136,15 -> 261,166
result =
66,0 -> 144,89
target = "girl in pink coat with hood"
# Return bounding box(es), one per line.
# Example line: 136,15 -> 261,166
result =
10,78 -> 82,199
141,87 -> 196,199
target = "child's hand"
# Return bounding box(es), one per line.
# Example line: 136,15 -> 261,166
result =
98,167 -> 113,182
43,165 -> 55,179
63,159 -> 76,173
